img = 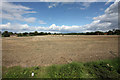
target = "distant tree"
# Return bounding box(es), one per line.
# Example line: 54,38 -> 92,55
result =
114,29 -> 120,35
54,33 -> 57,35
86,32 -> 90,35
17,33 -> 23,37
34,31 -> 38,36
2,31 -> 10,37
38,32 -> 44,35
95,31 -> 104,35
8,32 -> 13,35
29,32 -> 34,36
0,31 -> 1,37
48,32 -> 51,35
107,30 -> 113,35
14,32 -> 17,35
113,29 -> 116,33
23,32 -> 28,36
44,32 -> 48,35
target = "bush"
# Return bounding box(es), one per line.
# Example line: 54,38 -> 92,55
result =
17,33 -> 23,37
2,31 -> 10,37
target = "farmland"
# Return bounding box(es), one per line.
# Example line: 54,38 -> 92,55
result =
2,35 -> 119,67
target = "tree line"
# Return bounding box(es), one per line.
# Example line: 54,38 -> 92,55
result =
1,29 -> 120,37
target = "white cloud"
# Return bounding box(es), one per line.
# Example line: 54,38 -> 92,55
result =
105,0 -> 115,5
0,23 -> 85,33
48,2 -> 59,8
24,17 -> 37,23
81,2 -> 91,8
1,2 -> 37,23
48,2 -> 92,10
0,0 -> 118,33
78,2 -> 93,10
86,0 -> 118,31
39,20 -> 47,24
0,23 -> 30,32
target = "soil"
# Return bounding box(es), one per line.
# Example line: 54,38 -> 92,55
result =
2,35 -> 119,67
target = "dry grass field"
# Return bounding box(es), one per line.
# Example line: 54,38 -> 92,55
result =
2,35 -> 119,67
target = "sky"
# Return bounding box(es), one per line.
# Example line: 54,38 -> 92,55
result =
0,0 -> 119,33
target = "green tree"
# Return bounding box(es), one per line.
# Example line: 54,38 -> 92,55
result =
23,32 -> 28,36
8,32 -> 13,35
2,31 -> 10,37
17,33 -> 23,37
114,29 -> 120,35
95,31 -> 104,35
107,30 -> 113,35
38,32 -> 44,35
34,31 -> 38,36
48,32 -> 51,35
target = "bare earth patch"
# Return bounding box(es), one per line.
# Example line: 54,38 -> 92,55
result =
2,35 -> 119,67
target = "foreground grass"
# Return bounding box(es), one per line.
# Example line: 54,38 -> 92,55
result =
3,58 -> 120,78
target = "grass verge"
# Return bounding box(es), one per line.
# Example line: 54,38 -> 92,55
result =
2,58 -> 120,78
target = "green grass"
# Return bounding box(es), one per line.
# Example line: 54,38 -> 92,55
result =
3,58 -> 120,78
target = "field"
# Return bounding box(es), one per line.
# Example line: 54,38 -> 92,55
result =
2,35 -> 120,78
2,35 -> 119,67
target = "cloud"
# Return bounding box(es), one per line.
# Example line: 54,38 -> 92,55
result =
0,23 -> 29,32
39,20 -> 47,24
105,0 -> 115,5
79,2 -> 93,10
0,0 -> 118,33
48,2 -> 59,8
81,2 -> 91,8
1,2 -> 37,23
0,23 -> 85,33
48,2 -> 92,10
24,17 -> 37,23
85,0 -> 118,31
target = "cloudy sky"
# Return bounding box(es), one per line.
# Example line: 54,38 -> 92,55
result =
0,0 -> 119,33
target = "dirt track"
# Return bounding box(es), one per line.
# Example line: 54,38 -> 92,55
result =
2,35 -> 119,67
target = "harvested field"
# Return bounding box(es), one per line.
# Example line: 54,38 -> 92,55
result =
2,35 -> 119,67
